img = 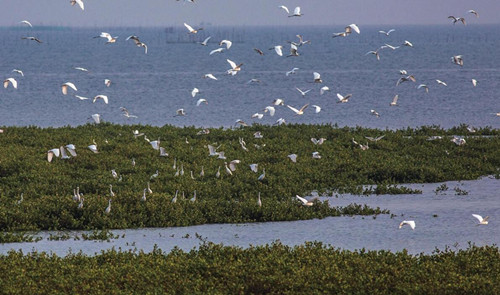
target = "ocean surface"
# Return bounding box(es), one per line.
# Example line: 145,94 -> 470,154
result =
1,177 -> 498,256
0,25 -> 499,129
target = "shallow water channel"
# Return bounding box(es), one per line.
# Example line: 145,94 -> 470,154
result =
1,177 -> 498,256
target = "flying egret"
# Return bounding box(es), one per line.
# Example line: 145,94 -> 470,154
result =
296,195 -> 314,206
296,87 -> 311,97
472,79 -> 477,87
250,164 -> 258,173
20,20 -> 33,28
311,105 -> 321,113
209,48 -> 224,55
320,86 -> 330,95
174,109 -> 186,116
311,138 -> 326,145
270,45 -> 283,56
93,95 -> 108,104
472,214 -> 489,225
196,98 -> 208,106
468,10 -> 479,18
150,139 -> 160,150
370,109 -> 380,117
109,184 -> 115,197
199,36 -> 211,46
396,75 -> 416,86
120,107 -> 138,118
288,6 -> 303,17
366,50 -> 380,61
21,36 -> 42,43
47,148 -> 60,162
313,72 -> 322,83
402,40 -> 413,47
264,106 -> 276,116
451,136 -> 466,146
336,93 -> 352,103
346,24 -> 361,34
184,23 -> 203,34
229,159 -> 241,172
219,39 -> 232,49
226,59 -> 243,75
65,144 -> 77,156
251,113 -> 264,119
172,190 -> 178,203
91,114 -> 100,124
312,152 -> 321,159
3,78 -> 18,89
254,131 -> 263,139
287,104 -> 309,115
378,29 -> 395,36
203,73 -> 217,80
288,154 -> 297,163
448,16 -> 466,25
436,80 -> 447,86
61,82 -> 77,95
275,118 -> 286,125
224,162 -> 233,175
399,220 -> 415,230
191,88 -> 200,97
287,44 -> 299,57
190,191 -> 196,202
104,79 -> 111,87
380,43 -> 400,50
74,67 -> 89,72
159,147 -> 168,157
235,119 -> 248,127
12,69 -> 24,77
417,84 -> 429,93
451,55 -> 464,66
94,32 -> 118,44
365,135 -> 385,142
286,68 -> 299,76
70,0 -> 84,10
272,98 -> 285,106
75,95 -> 89,100
215,166 -> 221,178
279,5 -> 289,14
126,35 -> 148,54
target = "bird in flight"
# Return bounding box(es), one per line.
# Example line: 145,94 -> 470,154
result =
448,16 -> 466,25
184,23 -> 203,34
287,103 -> 309,115
94,32 -> 118,44
399,220 -> 415,230
20,20 -> 33,28
126,35 -> 148,54
472,214 -> 488,225
288,7 -> 303,17
21,36 -> 42,43
70,0 -> 85,10
61,82 -> 77,95
378,29 -> 395,36
3,78 -> 18,89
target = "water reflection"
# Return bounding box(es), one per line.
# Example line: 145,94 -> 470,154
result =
1,177 -> 498,256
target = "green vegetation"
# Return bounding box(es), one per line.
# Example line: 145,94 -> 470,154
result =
0,123 -> 498,231
0,242 -> 499,294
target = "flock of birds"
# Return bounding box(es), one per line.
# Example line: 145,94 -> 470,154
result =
3,2 -> 494,232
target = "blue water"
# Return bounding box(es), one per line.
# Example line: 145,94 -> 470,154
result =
0,25 -> 499,128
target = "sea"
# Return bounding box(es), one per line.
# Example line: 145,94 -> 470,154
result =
0,24 -> 499,129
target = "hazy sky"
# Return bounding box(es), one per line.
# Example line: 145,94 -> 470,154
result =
2,0 -> 498,27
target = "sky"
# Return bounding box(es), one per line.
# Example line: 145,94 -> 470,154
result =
1,0 -> 498,27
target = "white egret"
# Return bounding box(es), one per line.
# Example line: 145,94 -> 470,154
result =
296,195 -> 314,206
287,43 -> 299,57
61,82 -> 77,95
436,80 -> 447,86
190,191 -> 196,202
203,73 -> 218,80
275,118 -> 286,125
235,119 -> 248,127
288,7 -> 302,17
209,48 -> 224,55
126,35 -> 148,54
91,114 -> 101,124
287,104 -> 309,115
105,199 -> 111,214
288,154 -> 297,163
12,69 -> 24,77
366,50 -> 380,61
94,32 -> 118,44
120,107 -> 138,118
448,16 -> 466,25
402,40 -> 413,47
191,87 -> 200,97
279,5 -> 289,14
313,72 -> 322,83
296,87 -> 311,97
75,95 -> 89,100
336,93 -> 352,103
104,79 -> 111,87
200,36 -> 211,46
172,190 -> 178,203
20,20 -> 33,27
74,67 -> 89,72
219,40 -> 232,49
396,75 -> 416,86
320,86 -> 330,95
346,24 -> 360,34
254,131 -> 263,139
270,45 -> 283,56
70,0 -> 84,10
141,189 -> 147,202
250,164 -> 258,173
159,147 -> 168,157
390,95 -> 399,106
196,98 -> 208,106
472,214 -> 489,225
150,139 -> 160,150
229,159 -> 241,172
311,138 -> 326,145
365,135 -> 385,142
111,169 -> 118,179
47,148 -> 60,162
21,36 -> 42,43
226,59 -> 243,75
399,220 -> 415,230
379,29 -> 395,36
184,23 -> 203,34
147,182 -> 153,194
251,113 -> 264,119
215,166 -> 221,178
370,109 -> 380,117
174,109 -> 186,117
109,184 -> 115,197
468,10 -> 479,18
224,162 -> 233,175
472,79 -> 477,87
3,78 -> 18,89
93,95 -> 108,104
417,84 -> 429,93
286,68 -> 299,76
272,98 -> 285,106
311,105 -> 321,113
257,192 -> 262,207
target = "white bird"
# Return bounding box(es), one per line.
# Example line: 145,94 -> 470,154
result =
311,105 -> 321,113
287,104 -> 309,115
296,195 -> 314,206
448,16 -> 466,25
251,113 -> 264,119
272,98 -> 285,106
159,147 -> 168,157
278,5 -> 289,14
270,45 -> 283,56
111,169 -> 118,179
399,70 -> 408,75
249,164 -> 258,173
296,87 -> 311,97
217,151 -> 227,160
336,93 -> 352,103
141,189 -> 147,202
380,43 -> 400,50
313,72 -> 322,83
74,95 -> 89,100
346,24 -> 361,34
390,94 -> 399,106
104,79 -> 111,87
246,78 -> 261,84
203,73 -> 218,80
378,29 -> 395,36
257,192 -> 262,207
21,36 -> 42,43
91,114 -> 100,124
196,98 -> 208,106
320,86 -> 330,95
200,36 -> 211,46
254,131 -> 263,139
93,95 -> 108,104
235,119 -> 248,127
120,107 -> 138,118
312,152 -> 321,159
417,84 -> 429,93
47,148 -> 60,162
472,214 -> 489,225
209,48 -> 224,55
275,118 -> 286,125
200,166 -> 205,177
402,40 -> 413,47
468,10 -> 479,18
3,78 -> 18,89
74,67 -> 89,72
20,20 -> 33,28
219,39 -> 232,49
70,0 -> 84,10
287,43 -> 299,57
109,184 -> 115,197
95,32 -> 118,44
226,59 -> 243,75
88,143 -> 98,153
207,144 -> 220,156
436,80 -> 447,86
12,69 -> 24,77
288,6 -> 302,17
174,109 -> 186,116
472,79 -> 477,87
366,50 -> 380,61
229,159 -> 241,172
105,199 -> 111,214
191,88 -> 200,97
288,154 -> 297,163
184,23 -> 203,34
224,162 -> 233,175
365,135 -> 385,142
264,106 -> 276,116
61,82 -> 77,95
311,138 -> 326,145
258,168 -> 266,181
451,55 -> 464,66
396,75 -> 416,86
126,35 -> 148,54
371,109 -> 380,117
451,136 -> 466,146
286,68 -> 299,76
150,139 -> 160,150
65,144 -> 77,156
399,220 -> 415,230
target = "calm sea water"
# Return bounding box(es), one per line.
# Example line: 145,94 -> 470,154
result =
1,177 -> 498,256
0,25 -> 499,129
